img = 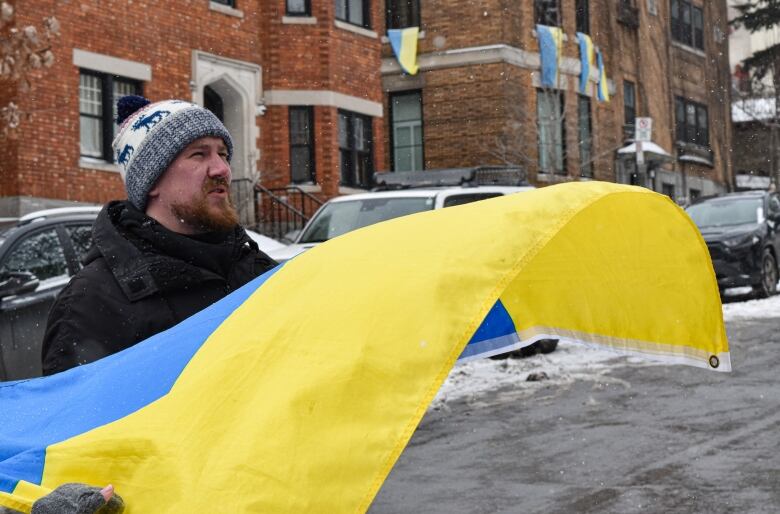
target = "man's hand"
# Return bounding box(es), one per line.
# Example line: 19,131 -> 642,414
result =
31,483 -> 124,514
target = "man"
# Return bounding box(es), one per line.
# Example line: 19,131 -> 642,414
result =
42,96 -> 276,375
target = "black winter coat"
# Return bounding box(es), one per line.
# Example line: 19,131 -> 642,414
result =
41,201 -> 277,375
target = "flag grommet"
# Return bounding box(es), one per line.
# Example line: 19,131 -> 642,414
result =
709,355 -> 720,368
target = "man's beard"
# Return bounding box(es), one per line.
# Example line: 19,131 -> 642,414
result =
171,177 -> 239,233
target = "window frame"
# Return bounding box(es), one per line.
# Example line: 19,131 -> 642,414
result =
536,89 -> 566,175
335,0 -> 372,29
674,96 -> 709,147
78,69 -> 142,162
289,106 -> 316,184
211,0 -> 236,6
286,0 -> 311,16
670,0 -> 704,50
578,95 -> 593,178
386,0 -> 420,30
339,109 -> 374,189
389,90 -> 424,172
623,80 -> 636,130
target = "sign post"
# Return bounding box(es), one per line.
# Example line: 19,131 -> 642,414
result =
635,118 -> 652,185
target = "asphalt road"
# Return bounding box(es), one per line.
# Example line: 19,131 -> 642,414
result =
370,317 -> 780,514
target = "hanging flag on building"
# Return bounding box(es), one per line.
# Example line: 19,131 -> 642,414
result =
576,32 -> 596,95
387,27 -> 420,75
597,48 -> 610,102
536,24 -> 564,88
0,183 -> 729,513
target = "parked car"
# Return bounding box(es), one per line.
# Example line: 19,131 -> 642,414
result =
264,167 -> 557,356
685,190 -> 780,298
0,207 -> 287,381
266,168 -> 536,263
0,206 -> 102,380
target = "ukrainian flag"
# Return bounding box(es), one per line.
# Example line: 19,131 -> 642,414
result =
536,24 -> 564,88
576,32 -> 596,95
0,182 -> 729,512
597,48 -> 611,102
387,27 -> 420,75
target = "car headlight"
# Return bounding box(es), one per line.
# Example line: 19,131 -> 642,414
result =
722,233 -> 760,248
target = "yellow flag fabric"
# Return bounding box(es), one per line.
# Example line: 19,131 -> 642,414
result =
0,182 -> 728,513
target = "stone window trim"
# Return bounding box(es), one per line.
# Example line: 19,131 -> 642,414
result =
72,49 -> 151,82
282,16 -> 317,24
671,40 -> 706,59
380,30 -> 425,44
209,1 -> 244,18
78,157 -> 120,173
334,19 -> 378,39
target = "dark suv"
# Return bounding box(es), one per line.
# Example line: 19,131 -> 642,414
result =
0,207 -> 99,381
685,191 -> 780,298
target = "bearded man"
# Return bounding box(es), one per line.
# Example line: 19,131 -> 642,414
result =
41,96 -> 276,375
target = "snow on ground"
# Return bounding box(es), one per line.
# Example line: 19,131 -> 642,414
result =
433,294 -> 780,407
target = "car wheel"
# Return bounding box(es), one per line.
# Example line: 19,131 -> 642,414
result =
753,249 -> 778,298
536,339 -> 558,354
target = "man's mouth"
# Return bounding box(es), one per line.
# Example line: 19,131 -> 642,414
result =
208,186 -> 228,195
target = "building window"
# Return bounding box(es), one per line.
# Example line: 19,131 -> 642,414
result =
211,0 -> 236,6
689,188 -> 700,201
624,80 -> 636,132
390,91 -> 423,172
675,96 -> 709,147
537,90 -> 565,175
339,110 -> 373,188
289,107 -> 316,184
534,0 -> 561,26
386,0 -> 419,29
662,183 -> 675,199
336,0 -> 371,28
670,0 -> 704,50
79,70 -> 141,161
578,95 -> 593,178
286,0 -> 310,15
575,0 -> 589,33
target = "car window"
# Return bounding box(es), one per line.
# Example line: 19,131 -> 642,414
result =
300,197 -> 434,243
686,198 -> 763,228
0,228 -> 69,282
66,224 -> 94,266
442,193 -> 503,208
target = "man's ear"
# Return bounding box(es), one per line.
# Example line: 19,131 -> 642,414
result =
147,185 -> 160,199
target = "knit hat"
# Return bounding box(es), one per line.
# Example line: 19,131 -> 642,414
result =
112,95 -> 234,211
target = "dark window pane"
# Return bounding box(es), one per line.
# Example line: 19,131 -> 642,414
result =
692,7 -> 703,50
289,107 -> 315,183
339,110 -> 373,188
66,225 -> 94,267
575,0 -> 589,33
287,0 -> 308,14
623,81 -> 636,127
348,0 -> 364,25
681,2 -> 692,45
335,0 -> 347,20
578,96 -> 593,177
534,0 -> 561,26
697,104 -> 709,146
670,0 -> 679,40
386,0 -> 420,29
0,229 -> 68,281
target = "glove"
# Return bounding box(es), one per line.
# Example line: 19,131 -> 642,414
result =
31,484 -> 124,514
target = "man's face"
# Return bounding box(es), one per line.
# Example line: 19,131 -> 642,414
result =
147,136 -> 239,233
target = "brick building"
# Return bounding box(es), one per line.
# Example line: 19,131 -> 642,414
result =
0,0 -> 384,226
381,0 -> 734,202
1,0 -> 733,229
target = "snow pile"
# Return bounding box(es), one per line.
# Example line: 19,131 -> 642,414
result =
432,295 -> 780,406
432,342 -> 647,407
722,294 -> 780,321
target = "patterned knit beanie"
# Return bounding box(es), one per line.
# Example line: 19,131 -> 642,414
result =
112,95 -> 234,211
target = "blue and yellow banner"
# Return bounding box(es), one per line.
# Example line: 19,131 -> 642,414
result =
388,27 -> 420,75
0,183 -> 729,512
576,32 -> 596,95
536,24 -> 564,88
597,48 -> 610,102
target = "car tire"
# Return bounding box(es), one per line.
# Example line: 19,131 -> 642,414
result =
753,249 -> 778,299
536,338 -> 558,354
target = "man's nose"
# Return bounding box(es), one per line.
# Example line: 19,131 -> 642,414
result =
207,152 -> 231,180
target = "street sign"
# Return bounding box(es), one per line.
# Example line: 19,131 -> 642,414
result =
635,117 -> 652,142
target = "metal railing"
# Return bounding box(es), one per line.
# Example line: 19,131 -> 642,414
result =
254,185 -> 324,242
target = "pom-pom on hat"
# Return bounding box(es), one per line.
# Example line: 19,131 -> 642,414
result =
112,96 -> 234,211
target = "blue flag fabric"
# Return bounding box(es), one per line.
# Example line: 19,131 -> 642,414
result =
536,24 -> 562,88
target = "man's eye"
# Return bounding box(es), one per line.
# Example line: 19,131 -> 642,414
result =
190,151 -> 204,157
